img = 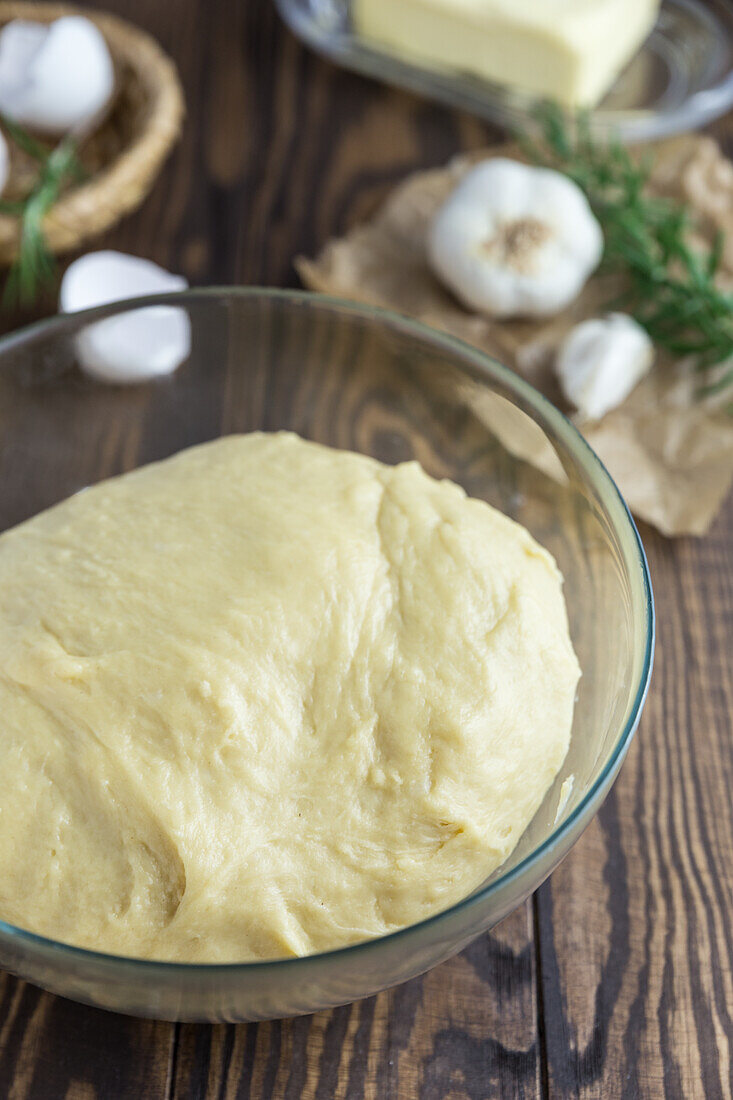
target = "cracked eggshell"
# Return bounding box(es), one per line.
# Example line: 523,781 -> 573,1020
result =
0,16 -> 115,134
556,313 -> 655,420
60,251 -> 191,385
428,158 -> 604,319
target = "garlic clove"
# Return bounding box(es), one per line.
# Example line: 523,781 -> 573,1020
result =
60,251 -> 191,385
0,16 -> 114,135
428,158 -> 603,319
556,313 -> 654,420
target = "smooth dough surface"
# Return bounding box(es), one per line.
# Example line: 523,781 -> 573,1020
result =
0,432 -> 579,961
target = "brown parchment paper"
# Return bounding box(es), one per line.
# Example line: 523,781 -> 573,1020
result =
297,135 -> 733,537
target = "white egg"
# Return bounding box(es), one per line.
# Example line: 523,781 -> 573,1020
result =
60,251 -> 191,385
0,16 -> 114,134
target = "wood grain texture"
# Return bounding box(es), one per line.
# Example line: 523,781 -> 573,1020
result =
0,0 -> 731,1096
172,908 -> 539,1100
0,973 -> 175,1099
538,503 -> 733,1100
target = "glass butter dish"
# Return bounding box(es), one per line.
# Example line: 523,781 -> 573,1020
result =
275,0 -> 733,142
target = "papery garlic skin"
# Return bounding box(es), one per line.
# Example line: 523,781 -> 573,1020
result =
0,17 -> 114,134
60,251 -> 190,385
428,158 -> 603,319
556,313 -> 654,420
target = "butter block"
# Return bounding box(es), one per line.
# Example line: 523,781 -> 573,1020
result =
352,0 -> 662,107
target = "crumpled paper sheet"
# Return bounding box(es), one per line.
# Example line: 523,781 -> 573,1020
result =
297,135 -> 733,536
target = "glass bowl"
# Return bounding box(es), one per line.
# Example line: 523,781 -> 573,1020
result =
276,0 -> 733,142
0,289 -> 654,1021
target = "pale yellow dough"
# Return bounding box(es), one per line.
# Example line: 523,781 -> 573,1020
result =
0,433 -> 579,961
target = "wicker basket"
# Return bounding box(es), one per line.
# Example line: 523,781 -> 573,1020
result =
0,2 -> 185,264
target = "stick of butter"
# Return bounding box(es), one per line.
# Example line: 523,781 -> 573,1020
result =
352,0 -> 661,107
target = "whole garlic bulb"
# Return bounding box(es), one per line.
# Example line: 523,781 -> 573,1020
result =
556,313 -> 654,420
0,16 -> 115,135
428,158 -> 603,319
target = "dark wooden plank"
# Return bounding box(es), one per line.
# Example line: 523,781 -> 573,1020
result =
0,974 -> 175,1100
171,907 -> 540,1100
534,108 -> 733,1100
536,496 -> 733,1099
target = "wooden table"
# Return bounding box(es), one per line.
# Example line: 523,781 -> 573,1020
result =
0,0 -> 731,1096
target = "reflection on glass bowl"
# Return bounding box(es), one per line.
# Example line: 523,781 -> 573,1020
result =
0,290 -> 654,1021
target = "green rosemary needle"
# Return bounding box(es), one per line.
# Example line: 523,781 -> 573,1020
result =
0,116 -> 84,308
521,104 -> 733,399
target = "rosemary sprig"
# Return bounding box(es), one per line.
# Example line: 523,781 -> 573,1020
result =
0,116 -> 84,308
521,104 -> 733,399
1,114 -> 52,163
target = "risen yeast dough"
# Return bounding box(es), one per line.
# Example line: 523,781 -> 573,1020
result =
0,433 -> 579,961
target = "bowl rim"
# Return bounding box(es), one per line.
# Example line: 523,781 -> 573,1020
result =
0,286 -> 655,975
